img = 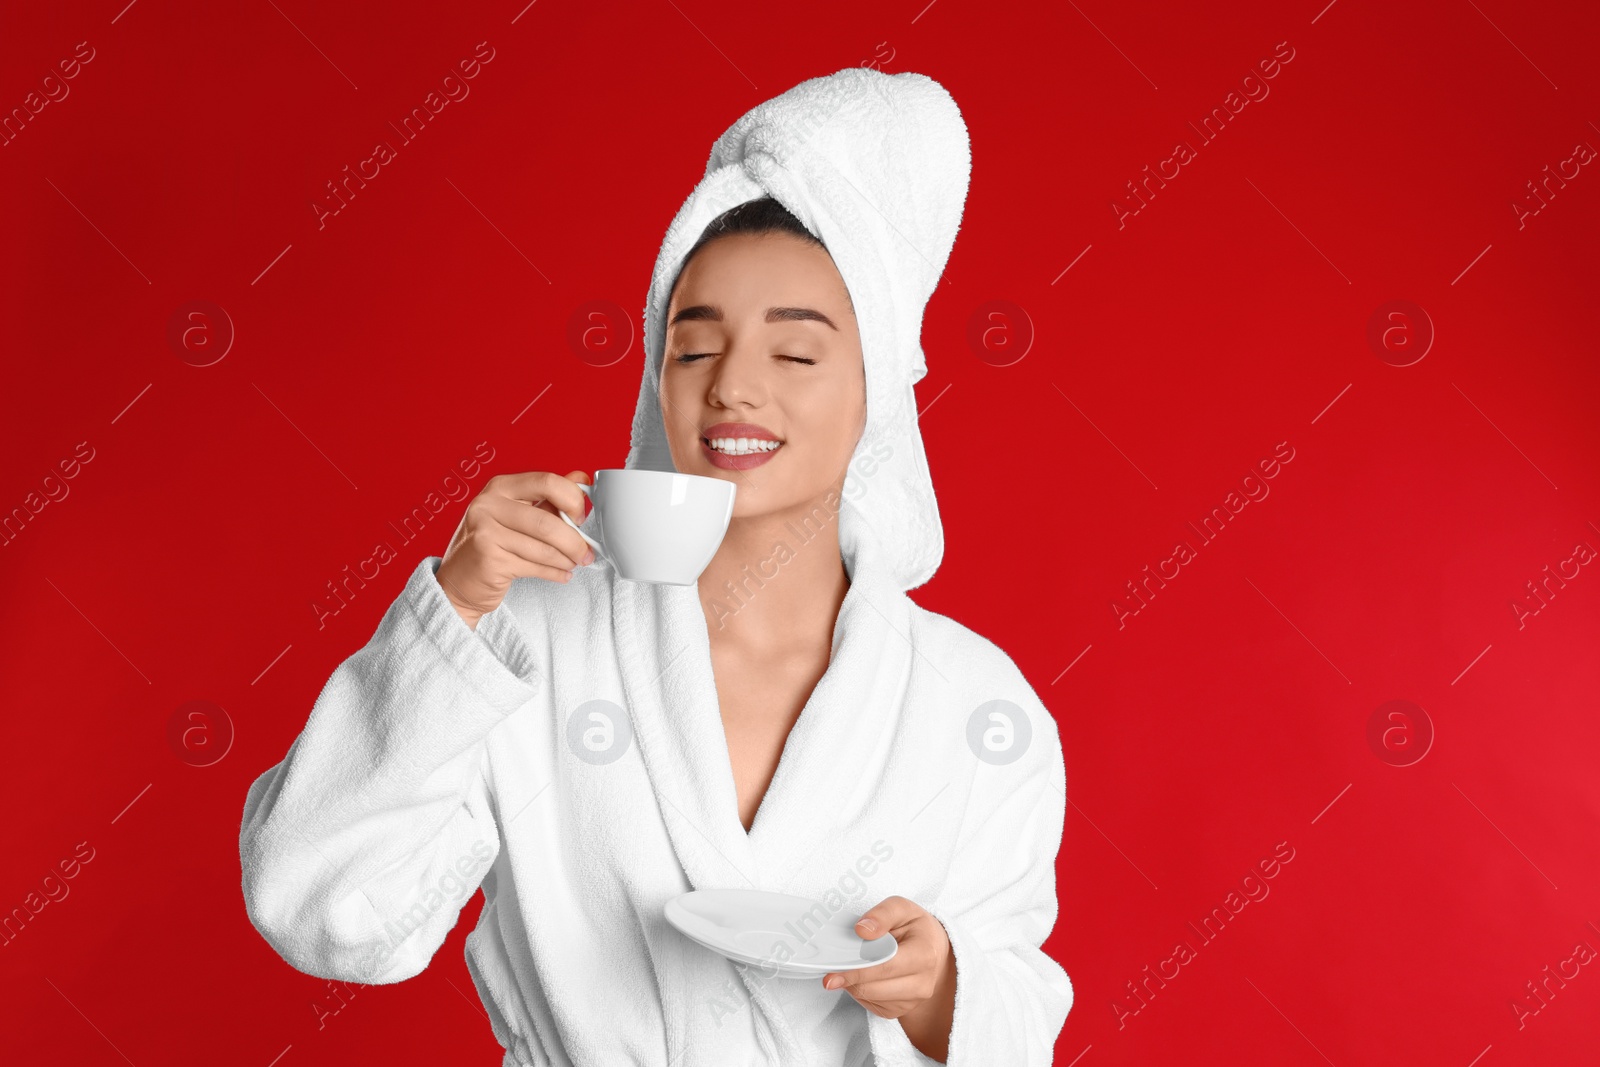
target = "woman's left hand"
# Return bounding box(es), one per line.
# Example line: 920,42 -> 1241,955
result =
823,896 -> 957,1056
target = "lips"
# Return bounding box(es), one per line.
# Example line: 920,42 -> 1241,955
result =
700,421 -> 784,470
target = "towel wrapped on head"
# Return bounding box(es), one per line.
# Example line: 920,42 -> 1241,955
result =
625,67 -> 973,594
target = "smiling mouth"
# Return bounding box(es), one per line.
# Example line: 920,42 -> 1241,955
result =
701,436 -> 784,456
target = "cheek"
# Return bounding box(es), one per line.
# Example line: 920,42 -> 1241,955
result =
657,369 -> 684,423
795,393 -> 863,462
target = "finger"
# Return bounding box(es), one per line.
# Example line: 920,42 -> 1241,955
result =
835,967 -> 928,997
435,552 -> 573,601
492,524 -> 595,575
452,531 -> 581,587
854,895 -> 920,938
487,471 -> 591,524
514,562 -> 581,586
550,468 -> 594,519
848,989 -> 920,1020
485,492 -> 595,568
833,971 -> 929,1009
822,949 -> 917,992
448,547 -> 579,588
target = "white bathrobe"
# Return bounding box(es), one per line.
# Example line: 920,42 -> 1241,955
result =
239,67 -> 1072,1066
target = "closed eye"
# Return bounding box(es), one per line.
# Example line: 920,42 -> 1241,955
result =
671,353 -> 816,365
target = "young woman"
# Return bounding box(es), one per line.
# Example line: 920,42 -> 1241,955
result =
240,68 -> 1070,1066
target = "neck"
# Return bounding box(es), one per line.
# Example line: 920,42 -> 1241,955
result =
697,492 -> 850,654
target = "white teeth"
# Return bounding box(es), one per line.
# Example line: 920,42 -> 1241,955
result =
707,436 -> 781,455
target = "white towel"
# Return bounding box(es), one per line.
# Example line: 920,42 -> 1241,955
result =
626,65 -> 970,594
240,67 -> 1071,1066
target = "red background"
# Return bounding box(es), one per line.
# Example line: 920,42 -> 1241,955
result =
3,1 -> 1597,1064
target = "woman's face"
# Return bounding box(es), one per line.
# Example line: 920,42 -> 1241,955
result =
659,231 -> 866,519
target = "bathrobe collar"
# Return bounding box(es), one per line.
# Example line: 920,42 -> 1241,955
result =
610,555 -> 916,895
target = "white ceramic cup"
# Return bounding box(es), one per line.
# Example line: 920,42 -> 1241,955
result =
559,469 -> 737,585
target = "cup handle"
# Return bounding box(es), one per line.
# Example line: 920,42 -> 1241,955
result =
559,482 -> 604,561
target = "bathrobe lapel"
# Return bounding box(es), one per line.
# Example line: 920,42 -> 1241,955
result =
611,563 -> 926,1066
745,565 -> 919,892
610,563 -> 916,896
613,574 -> 761,892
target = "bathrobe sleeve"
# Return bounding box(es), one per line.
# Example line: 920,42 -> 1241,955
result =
869,658 -> 1073,1066
239,556 -> 540,986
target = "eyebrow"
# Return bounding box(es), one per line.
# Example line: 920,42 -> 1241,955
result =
668,304 -> 840,331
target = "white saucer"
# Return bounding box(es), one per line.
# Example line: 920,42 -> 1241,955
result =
664,888 -> 898,980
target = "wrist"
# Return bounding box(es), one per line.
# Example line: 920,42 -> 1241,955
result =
454,601 -> 483,630
900,942 -> 957,1061
434,571 -> 483,630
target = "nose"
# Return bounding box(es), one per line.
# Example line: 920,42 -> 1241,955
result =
705,343 -> 770,409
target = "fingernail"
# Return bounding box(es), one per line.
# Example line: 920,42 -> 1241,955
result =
824,976 -> 842,990
858,919 -> 877,934
582,548 -> 595,565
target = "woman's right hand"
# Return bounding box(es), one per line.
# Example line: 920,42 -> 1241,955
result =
435,470 -> 595,629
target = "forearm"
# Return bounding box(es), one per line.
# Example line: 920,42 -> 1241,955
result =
240,558 -> 537,979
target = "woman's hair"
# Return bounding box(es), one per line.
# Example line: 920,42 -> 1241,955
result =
669,196 -> 855,315
688,195 -> 824,257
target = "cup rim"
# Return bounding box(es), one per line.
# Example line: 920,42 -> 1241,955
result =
594,468 -> 733,488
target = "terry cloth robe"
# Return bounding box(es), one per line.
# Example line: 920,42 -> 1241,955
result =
239,66 -> 1072,1066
